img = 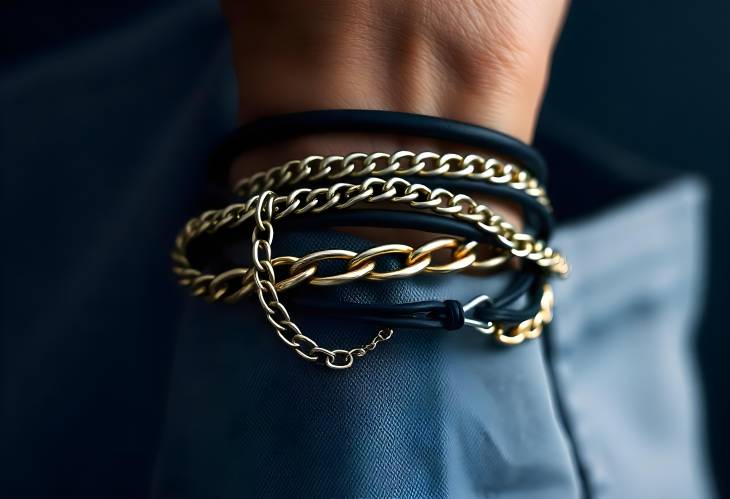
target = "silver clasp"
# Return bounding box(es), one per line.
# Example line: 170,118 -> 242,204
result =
462,295 -> 496,335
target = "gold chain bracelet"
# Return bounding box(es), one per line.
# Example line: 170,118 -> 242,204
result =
495,283 -> 554,344
173,177 -> 567,300
234,150 -> 550,209
250,190 -> 556,369
174,236 -> 511,304
174,152 -> 567,369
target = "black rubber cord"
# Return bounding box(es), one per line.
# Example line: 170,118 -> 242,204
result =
208,110 -> 548,187
290,273 -> 545,331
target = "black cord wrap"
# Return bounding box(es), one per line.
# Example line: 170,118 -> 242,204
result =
289,272 -> 545,331
208,110 -> 548,188
441,300 -> 465,331
207,110 -> 555,334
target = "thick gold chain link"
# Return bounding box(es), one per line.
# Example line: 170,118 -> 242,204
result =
174,236 -> 510,303
493,284 -> 554,345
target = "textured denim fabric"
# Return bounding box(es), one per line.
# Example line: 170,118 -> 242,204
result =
0,1 -> 713,497
549,181 -> 712,498
152,232 -> 580,497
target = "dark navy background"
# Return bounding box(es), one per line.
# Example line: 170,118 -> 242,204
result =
1,1 -> 727,496
543,5 -> 730,495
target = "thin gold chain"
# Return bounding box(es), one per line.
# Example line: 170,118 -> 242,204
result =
249,186 -> 558,369
234,151 -> 550,209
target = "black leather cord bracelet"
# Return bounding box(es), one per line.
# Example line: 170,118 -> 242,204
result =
202,178 -> 552,241
187,209 -> 547,275
208,110 -> 548,189
174,109 -> 564,367
278,210 -> 548,269
290,273 -> 544,331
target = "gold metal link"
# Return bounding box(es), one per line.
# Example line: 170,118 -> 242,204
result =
172,151 -> 567,369
494,284 -> 555,345
234,151 -> 551,209
249,190 -> 396,369
249,191 -> 557,369
174,236 -> 509,303
172,176 -> 567,303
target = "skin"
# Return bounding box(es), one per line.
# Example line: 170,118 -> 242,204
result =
220,0 -> 569,242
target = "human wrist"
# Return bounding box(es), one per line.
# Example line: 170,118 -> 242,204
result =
220,0 -> 566,232
222,0 -> 564,143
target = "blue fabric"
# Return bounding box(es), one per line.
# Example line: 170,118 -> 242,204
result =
0,1 -> 714,497
550,180 -> 713,498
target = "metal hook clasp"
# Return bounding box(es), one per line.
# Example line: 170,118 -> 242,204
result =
462,295 -> 496,335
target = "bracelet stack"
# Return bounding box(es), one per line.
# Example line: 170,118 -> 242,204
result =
172,111 -> 568,369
